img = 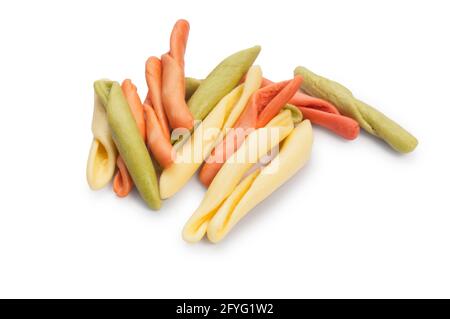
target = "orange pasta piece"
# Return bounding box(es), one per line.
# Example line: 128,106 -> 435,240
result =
113,156 -> 133,198
261,78 -> 359,140
161,19 -> 194,130
143,103 -> 175,169
299,107 -> 359,140
145,57 -> 170,140
262,78 -> 339,114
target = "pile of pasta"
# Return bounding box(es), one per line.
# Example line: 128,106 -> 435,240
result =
87,20 -> 418,243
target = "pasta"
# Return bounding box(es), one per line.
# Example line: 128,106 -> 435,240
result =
86,88 -> 117,190
188,46 -> 261,121
183,110 -> 295,242
207,120 -> 313,243
295,66 -> 418,152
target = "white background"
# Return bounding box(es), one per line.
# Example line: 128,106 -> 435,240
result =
0,0 -> 449,298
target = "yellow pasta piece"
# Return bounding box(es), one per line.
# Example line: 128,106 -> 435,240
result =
223,65 -> 262,129
207,120 -> 313,243
159,66 -> 262,199
86,93 -> 117,190
182,110 -> 294,243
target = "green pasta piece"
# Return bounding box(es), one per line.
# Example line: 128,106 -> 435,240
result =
188,45 -> 261,120
94,80 -> 161,210
185,77 -> 201,101
283,104 -> 303,124
294,66 -> 418,153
